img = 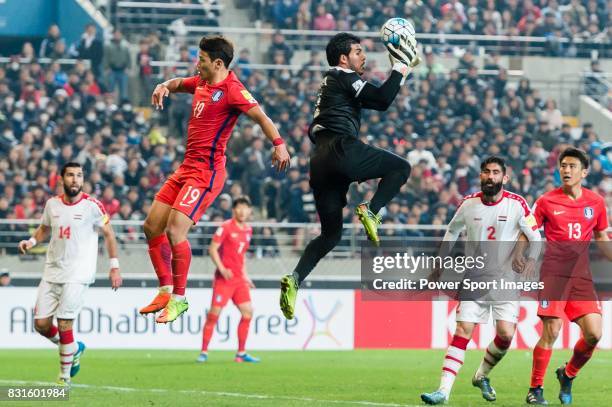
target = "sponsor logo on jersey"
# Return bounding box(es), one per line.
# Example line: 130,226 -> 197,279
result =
584,207 -> 594,219
231,233 -> 238,238
497,215 -> 508,221
351,79 -> 366,94
240,90 -> 257,104
473,218 -> 482,221
211,89 -> 224,103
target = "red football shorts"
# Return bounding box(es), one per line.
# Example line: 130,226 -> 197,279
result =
155,164 -> 226,223
211,278 -> 251,307
537,300 -> 602,321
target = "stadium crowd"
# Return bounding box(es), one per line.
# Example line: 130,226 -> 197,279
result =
257,0 -> 610,56
0,22 -> 610,253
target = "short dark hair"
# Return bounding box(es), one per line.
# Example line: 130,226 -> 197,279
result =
61,162 -> 83,177
480,156 -> 506,174
326,33 -> 360,66
559,147 -> 589,169
233,195 -> 252,208
199,36 -> 234,68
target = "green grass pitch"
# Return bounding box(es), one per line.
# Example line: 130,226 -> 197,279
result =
1,349 -> 610,406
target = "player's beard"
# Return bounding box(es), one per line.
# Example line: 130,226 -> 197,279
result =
64,184 -> 82,198
481,180 -> 503,197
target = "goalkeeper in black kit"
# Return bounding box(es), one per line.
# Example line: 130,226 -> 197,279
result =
279,32 -> 421,319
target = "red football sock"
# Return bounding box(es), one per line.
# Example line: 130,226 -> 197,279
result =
148,234 -> 173,286
238,317 -> 252,353
565,338 -> 596,378
43,324 -> 59,339
59,329 -> 74,344
201,312 -> 219,352
531,345 -> 552,387
171,240 -> 191,296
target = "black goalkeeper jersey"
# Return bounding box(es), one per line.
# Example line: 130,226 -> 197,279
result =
308,66 -> 405,143
309,67 -> 366,141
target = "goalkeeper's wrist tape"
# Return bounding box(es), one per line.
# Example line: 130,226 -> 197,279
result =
28,237 -> 37,247
110,258 -> 120,269
392,62 -> 410,76
273,138 -> 285,146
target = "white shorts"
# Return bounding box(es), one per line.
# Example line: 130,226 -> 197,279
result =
455,300 -> 519,324
34,280 -> 89,320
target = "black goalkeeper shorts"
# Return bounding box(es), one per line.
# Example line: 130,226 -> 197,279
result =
309,132 -> 410,214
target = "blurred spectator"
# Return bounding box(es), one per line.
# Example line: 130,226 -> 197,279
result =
105,29 -> 131,101
539,98 -> 564,130
273,0 -> 300,28
313,4 -> 337,31
137,39 -> 154,106
76,24 -> 104,78
21,42 -> 36,62
39,24 -> 65,59
267,32 -> 294,64
0,270 -> 11,287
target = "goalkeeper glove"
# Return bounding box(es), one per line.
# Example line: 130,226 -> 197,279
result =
386,40 -> 421,69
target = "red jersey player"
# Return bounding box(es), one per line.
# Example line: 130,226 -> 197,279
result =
197,196 -> 259,363
526,147 -> 611,405
138,36 -> 290,324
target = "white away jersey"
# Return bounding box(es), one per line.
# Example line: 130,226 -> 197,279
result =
41,194 -> 109,284
445,190 -> 540,242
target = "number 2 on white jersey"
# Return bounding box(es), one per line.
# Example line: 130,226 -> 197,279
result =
568,222 -> 582,239
487,226 -> 496,240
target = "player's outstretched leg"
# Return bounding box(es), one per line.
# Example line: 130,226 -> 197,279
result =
558,314 -> 600,405
139,287 -> 172,315
157,210 -> 193,323
472,331 -> 512,402
420,390 -> 448,405
156,296 -> 189,324
471,376 -> 496,402
354,202 -> 382,246
351,146 -> 410,245
556,364 -> 574,405
280,273 -> 299,320
141,201 -> 174,314
280,208 -> 343,319
421,334 -> 469,405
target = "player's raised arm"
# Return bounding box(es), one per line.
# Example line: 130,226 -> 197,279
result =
151,76 -> 197,110
356,35 -> 420,111
18,224 -> 51,254
244,105 -> 291,172
101,222 -> 122,290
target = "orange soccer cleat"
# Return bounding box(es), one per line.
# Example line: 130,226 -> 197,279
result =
139,291 -> 171,315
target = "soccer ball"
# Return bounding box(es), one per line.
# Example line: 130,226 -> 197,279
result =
380,17 -> 416,48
